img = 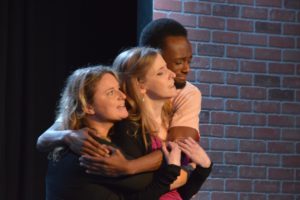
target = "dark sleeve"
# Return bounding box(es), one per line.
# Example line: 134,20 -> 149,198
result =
178,162 -> 213,200
122,164 -> 180,200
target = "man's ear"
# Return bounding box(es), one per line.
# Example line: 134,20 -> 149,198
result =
84,104 -> 95,115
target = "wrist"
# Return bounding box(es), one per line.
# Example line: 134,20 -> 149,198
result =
124,160 -> 135,175
61,130 -> 72,146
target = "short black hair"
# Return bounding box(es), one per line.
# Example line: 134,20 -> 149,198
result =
139,18 -> 187,49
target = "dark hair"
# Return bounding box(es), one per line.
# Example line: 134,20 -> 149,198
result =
139,18 -> 187,49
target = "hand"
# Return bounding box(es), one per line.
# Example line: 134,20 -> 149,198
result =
177,137 -> 211,168
79,146 -> 131,177
162,141 -> 181,166
63,127 -> 110,157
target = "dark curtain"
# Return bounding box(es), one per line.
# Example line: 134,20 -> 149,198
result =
0,0 -> 139,199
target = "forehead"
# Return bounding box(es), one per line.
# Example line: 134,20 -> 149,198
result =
162,36 -> 192,58
146,54 -> 166,75
96,73 -> 118,91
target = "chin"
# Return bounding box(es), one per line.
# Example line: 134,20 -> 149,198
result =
174,80 -> 186,89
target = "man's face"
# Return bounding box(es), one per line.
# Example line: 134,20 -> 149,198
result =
161,36 -> 192,89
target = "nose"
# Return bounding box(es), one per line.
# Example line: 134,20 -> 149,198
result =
168,69 -> 176,79
118,90 -> 126,100
182,61 -> 190,74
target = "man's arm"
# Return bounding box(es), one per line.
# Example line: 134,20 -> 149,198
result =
36,121 -> 109,156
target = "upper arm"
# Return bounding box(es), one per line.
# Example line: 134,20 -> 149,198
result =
170,87 -> 201,133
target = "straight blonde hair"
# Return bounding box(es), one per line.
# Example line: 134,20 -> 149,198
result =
112,47 -> 172,148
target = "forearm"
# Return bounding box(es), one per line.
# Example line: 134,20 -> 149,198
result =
126,150 -> 163,175
170,169 -> 188,190
36,125 -> 69,152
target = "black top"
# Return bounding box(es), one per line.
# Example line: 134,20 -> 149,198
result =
46,120 -> 212,200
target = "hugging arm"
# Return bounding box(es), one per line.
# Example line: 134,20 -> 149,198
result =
36,121 -> 109,157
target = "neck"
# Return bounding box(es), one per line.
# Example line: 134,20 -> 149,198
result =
85,117 -> 114,138
144,97 -> 165,125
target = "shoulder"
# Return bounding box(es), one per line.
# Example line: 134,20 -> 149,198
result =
173,82 -> 201,106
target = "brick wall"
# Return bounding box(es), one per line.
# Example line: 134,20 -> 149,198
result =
153,0 -> 300,199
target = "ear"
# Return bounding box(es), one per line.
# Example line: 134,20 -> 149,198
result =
84,104 -> 95,115
137,80 -> 147,95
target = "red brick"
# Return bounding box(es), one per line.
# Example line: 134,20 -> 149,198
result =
298,37 -> 300,48
282,155 -> 300,167
225,152 -> 252,165
202,98 -> 224,110
213,4 -> 239,17
284,24 -> 300,35
194,191 -> 210,200
207,151 -> 224,163
187,29 -> 210,42
211,165 -> 238,178
283,50 -> 300,62
282,102 -> 300,114
284,0 -> 300,9
297,64 -> 300,75
242,7 -> 268,19
195,83 -> 210,96
184,2 -> 211,15
270,36 -> 295,48
228,19 -> 253,32
268,115 -> 295,127
199,16 -> 225,29
191,57 -> 210,69
226,100 -> 252,112
282,128 -> 300,141
269,89 -> 294,101
256,0 -> 282,7
187,70 -> 196,82
154,0 -> 181,11
169,13 -> 197,27
240,166 -> 267,179
201,179 -> 224,191
227,46 -> 253,59
198,44 -> 225,57
254,102 -> 280,113
228,0 -> 253,4
226,179 -> 252,192
199,137 -> 209,148
212,192 -> 238,200
240,114 -> 267,126
240,33 -> 267,46
255,21 -> 281,34
268,63 -> 295,74
212,31 -> 239,44
211,111 -> 238,124
269,168 -> 294,180
227,73 -> 252,85
241,61 -> 266,73
297,143 -> 300,153
211,85 -> 238,98
199,71 -> 224,83
201,124 -> 224,137
200,110 -> 210,123
240,87 -> 267,100
268,142 -> 295,153
268,195 -> 294,200
282,182 -> 300,193
253,127 -> 281,140
297,90 -> 300,101
240,193 -> 266,200
212,58 -> 238,71
253,154 -> 280,166
225,126 -> 252,139
240,140 -> 266,152
153,12 -> 168,19
270,9 -> 296,22
254,75 -> 280,87
255,48 -> 281,61
254,181 -> 280,193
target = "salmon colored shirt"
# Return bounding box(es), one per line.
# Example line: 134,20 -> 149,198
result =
170,81 -> 202,133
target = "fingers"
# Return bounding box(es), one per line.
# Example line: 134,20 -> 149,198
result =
161,142 -> 169,157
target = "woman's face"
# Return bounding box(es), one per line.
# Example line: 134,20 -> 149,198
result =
88,73 -> 128,122
142,54 -> 177,100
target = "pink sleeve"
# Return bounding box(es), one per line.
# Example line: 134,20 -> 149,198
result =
170,84 -> 202,133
